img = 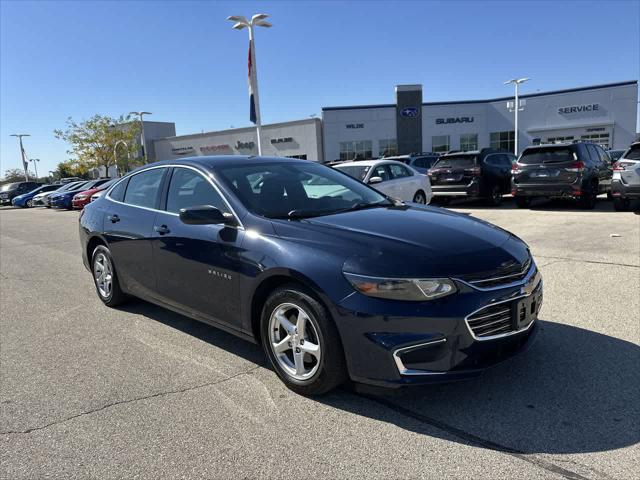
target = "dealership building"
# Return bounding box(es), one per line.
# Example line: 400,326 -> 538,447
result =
322,80 -> 638,161
153,118 -> 323,161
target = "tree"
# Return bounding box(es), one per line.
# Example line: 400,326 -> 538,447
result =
54,114 -> 140,176
1,168 -> 31,184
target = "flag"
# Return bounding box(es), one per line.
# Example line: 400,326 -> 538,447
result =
248,39 -> 257,124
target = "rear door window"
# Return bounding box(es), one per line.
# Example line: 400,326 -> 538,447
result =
123,168 -> 165,209
519,148 -> 574,165
389,164 -> 412,178
433,155 -> 476,169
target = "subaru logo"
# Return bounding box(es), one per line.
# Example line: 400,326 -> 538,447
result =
400,107 -> 420,118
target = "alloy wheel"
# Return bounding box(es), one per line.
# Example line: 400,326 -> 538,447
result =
268,303 -> 321,381
413,192 -> 426,204
93,252 -> 113,299
26,199 -> 33,208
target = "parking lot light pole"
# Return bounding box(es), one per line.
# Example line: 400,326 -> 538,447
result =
10,134 -> 30,181
29,158 -> 41,180
129,111 -> 152,163
504,78 -> 530,155
227,13 -> 272,156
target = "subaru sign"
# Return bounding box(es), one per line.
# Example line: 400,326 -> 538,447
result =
400,107 -> 420,118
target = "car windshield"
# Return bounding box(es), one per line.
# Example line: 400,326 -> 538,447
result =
0,183 -> 20,192
96,178 -> 117,190
608,150 -> 625,161
432,155 -> 476,169
519,147 -> 574,164
335,164 -> 371,181
622,145 -> 640,161
216,161 -> 389,219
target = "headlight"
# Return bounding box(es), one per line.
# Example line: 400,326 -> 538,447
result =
343,272 -> 457,301
75,195 -> 87,200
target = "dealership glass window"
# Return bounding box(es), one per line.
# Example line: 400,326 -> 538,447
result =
545,136 -> 574,144
490,131 -> 515,151
378,139 -> 397,157
339,141 -> 372,161
432,135 -> 450,153
459,134 -> 478,151
580,133 -> 610,149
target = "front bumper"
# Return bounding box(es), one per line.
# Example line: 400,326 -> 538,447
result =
612,179 -> 640,199
50,196 -> 72,208
333,264 -> 542,388
72,197 -> 91,209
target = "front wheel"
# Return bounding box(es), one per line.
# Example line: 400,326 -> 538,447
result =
413,190 -> 427,204
26,199 -> 33,208
486,185 -> 503,206
91,245 -> 127,307
261,285 -> 346,395
578,183 -> 598,209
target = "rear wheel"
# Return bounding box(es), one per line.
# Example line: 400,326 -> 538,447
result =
515,196 -> 531,208
486,185 -> 503,206
261,284 -> 346,395
91,245 -> 127,307
578,182 -> 598,209
413,190 -> 426,204
613,197 -> 630,211
26,199 -> 33,208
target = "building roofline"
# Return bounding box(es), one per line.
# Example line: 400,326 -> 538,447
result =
156,117 -> 321,142
321,80 -> 638,111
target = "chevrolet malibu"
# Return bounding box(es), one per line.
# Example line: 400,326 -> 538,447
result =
79,156 -> 542,395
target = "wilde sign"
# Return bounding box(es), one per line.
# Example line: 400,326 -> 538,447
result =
400,107 -> 420,118
270,137 -> 293,144
435,117 -> 474,124
236,140 -> 255,150
558,104 -> 599,115
346,123 -> 364,129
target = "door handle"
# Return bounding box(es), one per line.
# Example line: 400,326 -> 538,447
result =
154,224 -> 170,235
107,214 -> 120,223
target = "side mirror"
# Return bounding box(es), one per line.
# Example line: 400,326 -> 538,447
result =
179,205 -> 236,226
368,176 -> 383,184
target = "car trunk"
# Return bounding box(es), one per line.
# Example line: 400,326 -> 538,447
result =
429,155 -> 478,186
514,147 -> 579,184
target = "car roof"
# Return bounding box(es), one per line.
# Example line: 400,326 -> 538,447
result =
334,159 -> 409,168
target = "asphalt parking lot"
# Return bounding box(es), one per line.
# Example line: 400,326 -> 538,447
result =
1,199 -> 638,479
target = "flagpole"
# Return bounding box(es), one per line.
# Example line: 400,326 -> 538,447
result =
249,24 -> 262,156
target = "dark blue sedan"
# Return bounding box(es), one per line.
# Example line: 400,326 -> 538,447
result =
11,184 -> 60,208
79,156 -> 542,395
50,179 -> 110,209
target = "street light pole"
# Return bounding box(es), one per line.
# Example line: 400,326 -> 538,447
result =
10,134 -> 30,181
227,14 -> 272,156
29,158 -> 40,180
129,111 -> 152,163
504,78 -> 530,155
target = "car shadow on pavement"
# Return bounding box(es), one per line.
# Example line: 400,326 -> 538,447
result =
120,301 -> 640,455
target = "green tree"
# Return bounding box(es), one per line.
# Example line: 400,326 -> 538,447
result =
54,114 -> 140,176
1,168 -> 34,185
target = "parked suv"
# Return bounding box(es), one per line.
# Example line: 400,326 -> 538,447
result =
428,149 -> 516,205
512,142 -> 612,209
0,181 -> 41,205
385,153 -> 440,174
611,141 -> 640,211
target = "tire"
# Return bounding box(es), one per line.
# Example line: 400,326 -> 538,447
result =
515,196 -> 531,208
91,245 -> 127,307
413,190 -> 426,204
613,197 -> 630,211
261,284 -> 346,395
486,185 -> 503,206
578,182 -> 598,209
606,191 -> 613,201
26,199 -> 33,208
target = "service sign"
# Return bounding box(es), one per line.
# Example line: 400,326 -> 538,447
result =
558,104 -> 599,115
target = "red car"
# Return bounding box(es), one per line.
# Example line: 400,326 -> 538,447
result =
72,178 -> 117,209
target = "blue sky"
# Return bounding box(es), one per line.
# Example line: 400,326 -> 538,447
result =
1,0 -> 639,175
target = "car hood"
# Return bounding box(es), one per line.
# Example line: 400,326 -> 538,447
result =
271,205 -> 530,278
76,187 -> 100,196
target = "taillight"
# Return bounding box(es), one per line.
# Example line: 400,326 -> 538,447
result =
512,163 -> 521,175
612,161 -> 625,171
565,161 -> 585,173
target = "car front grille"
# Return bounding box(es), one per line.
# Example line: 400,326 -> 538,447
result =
466,303 -> 514,338
462,257 -> 533,289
